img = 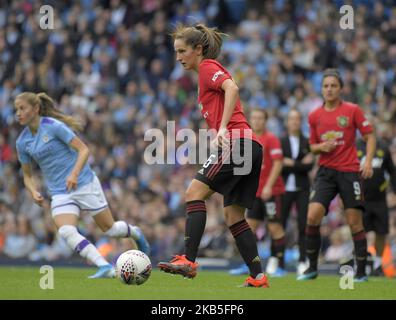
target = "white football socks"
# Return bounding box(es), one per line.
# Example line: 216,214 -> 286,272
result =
58,225 -> 108,267
104,221 -> 139,240
373,256 -> 383,270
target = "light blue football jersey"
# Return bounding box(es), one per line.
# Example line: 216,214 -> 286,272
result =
16,117 -> 94,196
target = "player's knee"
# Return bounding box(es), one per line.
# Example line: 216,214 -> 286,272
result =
307,211 -> 322,225
224,209 -> 244,226
346,211 -> 364,231
307,215 -> 315,225
185,185 -> 205,202
184,187 -> 195,202
349,223 -> 364,234
246,218 -> 257,232
225,216 -> 243,227
223,210 -> 233,226
268,222 -> 284,238
58,225 -> 78,239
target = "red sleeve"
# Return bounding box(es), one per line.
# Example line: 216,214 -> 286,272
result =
308,112 -> 319,144
354,106 -> 373,135
269,135 -> 283,160
199,61 -> 231,92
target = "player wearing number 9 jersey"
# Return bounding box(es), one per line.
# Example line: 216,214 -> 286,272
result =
297,69 -> 376,282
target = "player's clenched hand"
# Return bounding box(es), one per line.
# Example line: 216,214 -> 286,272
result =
212,127 -> 230,150
320,140 -> 337,153
32,191 -> 45,207
66,173 -> 78,192
261,185 -> 272,201
360,161 -> 373,179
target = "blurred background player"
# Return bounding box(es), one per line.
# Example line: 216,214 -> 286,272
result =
357,130 -> 396,276
298,69 -> 376,282
15,92 -> 150,278
157,24 -> 268,288
280,109 -> 314,276
230,108 -> 287,277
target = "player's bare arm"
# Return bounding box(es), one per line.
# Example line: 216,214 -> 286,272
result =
213,79 -> 239,149
220,78 -> 239,130
21,163 -> 44,206
361,132 -> 376,179
66,136 -> 90,191
261,159 -> 283,201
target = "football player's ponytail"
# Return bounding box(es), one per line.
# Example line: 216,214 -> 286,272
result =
16,92 -> 82,132
172,23 -> 227,59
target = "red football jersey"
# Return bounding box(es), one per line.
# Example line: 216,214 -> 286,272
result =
198,59 -> 259,144
256,131 -> 285,197
309,101 -> 373,172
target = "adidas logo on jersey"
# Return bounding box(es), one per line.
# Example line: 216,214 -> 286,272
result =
212,70 -> 224,82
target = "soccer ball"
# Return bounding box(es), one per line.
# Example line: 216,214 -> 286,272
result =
116,250 -> 152,285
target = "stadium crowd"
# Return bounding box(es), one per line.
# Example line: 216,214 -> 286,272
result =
0,0 -> 396,270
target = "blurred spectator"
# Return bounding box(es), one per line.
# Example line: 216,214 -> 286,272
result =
3,215 -> 37,259
324,226 -> 354,264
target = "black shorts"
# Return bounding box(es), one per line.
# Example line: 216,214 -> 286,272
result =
363,200 -> 389,235
195,139 -> 262,209
309,166 -> 364,213
246,196 -> 283,223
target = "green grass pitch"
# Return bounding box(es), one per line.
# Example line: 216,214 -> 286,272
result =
0,266 -> 395,300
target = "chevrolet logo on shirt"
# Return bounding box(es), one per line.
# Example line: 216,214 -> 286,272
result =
321,130 -> 344,141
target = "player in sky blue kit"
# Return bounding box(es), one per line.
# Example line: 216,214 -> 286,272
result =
15,92 -> 150,278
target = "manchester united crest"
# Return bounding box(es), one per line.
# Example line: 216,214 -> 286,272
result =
337,116 -> 349,128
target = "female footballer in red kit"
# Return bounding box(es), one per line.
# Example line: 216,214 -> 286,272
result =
298,69 -> 376,282
158,24 -> 269,288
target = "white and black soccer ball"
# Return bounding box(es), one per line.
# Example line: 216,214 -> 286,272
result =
116,250 -> 152,285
